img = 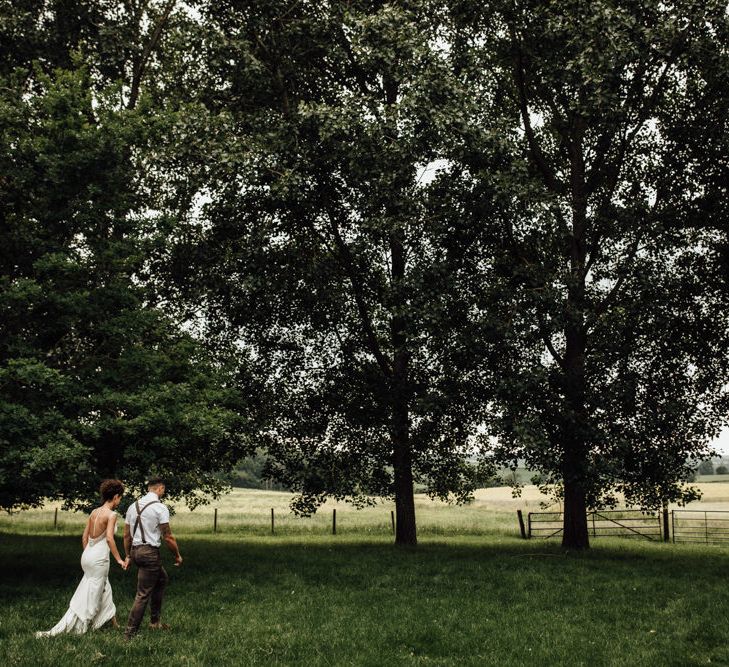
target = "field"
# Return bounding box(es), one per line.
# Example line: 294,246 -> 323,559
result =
0,486 -> 538,537
3,485 -> 729,666
5,479 -> 729,537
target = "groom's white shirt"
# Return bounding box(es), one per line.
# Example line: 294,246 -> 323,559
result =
125,491 -> 170,548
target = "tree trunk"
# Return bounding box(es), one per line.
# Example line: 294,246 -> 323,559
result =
562,449 -> 590,549
389,203 -> 416,546
560,324 -> 590,549
561,130 -> 590,549
392,399 -> 417,546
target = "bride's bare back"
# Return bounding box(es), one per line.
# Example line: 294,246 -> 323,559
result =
85,508 -> 115,541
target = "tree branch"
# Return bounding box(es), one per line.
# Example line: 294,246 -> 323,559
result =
510,26 -> 566,195
324,210 -> 393,378
127,0 -> 177,110
587,218 -> 650,329
336,26 -> 384,123
281,203 -> 391,376
502,214 -> 566,371
536,311 -> 567,371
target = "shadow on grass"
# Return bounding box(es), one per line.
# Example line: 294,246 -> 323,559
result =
2,530 -> 726,598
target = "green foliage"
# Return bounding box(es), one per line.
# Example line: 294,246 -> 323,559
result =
0,40 -> 255,510
163,0 -> 501,524
446,0 -> 729,529
2,0 -> 728,546
223,454 -> 289,491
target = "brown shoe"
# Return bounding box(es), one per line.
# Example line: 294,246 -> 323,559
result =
149,622 -> 171,630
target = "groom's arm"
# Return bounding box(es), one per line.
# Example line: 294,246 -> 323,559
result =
160,523 -> 182,566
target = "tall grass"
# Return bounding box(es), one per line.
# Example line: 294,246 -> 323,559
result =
0,488 -> 522,538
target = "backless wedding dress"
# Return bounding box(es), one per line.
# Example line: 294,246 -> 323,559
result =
35,512 -> 117,637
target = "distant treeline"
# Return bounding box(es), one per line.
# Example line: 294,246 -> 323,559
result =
223,454 -> 288,491
224,454 -> 532,493
224,455 -> 728,494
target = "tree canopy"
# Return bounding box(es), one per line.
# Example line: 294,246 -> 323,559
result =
0,1 -> 258,511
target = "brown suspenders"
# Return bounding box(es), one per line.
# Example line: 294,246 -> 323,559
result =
132,499 -> 160,544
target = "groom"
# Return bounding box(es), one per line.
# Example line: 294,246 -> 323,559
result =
123,476 -> 183,639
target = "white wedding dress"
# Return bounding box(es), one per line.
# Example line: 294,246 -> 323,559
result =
36,513 -> 117,637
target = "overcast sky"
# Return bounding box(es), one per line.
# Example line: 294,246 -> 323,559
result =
713,427 -> 729,455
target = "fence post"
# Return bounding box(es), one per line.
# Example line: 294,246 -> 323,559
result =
705,510 -> 708,544
391,510 -> 395,535
662,506 -> 669,542
271,508 -> 275,535
213,508 -> 218,533
332,508 -> 336,535
54,507 -> 58,530
671,510 -> 675,543
592,511 -> 596,537
517,510 -> 527,539
527,512 -> 532,538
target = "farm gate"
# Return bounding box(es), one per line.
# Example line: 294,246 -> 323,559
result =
524,509 -> 664,541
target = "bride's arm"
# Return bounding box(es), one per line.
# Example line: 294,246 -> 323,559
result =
82,515 -> 91,549
106,513 -> 125,567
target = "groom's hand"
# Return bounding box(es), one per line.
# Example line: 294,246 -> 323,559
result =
174,554 -> 183,567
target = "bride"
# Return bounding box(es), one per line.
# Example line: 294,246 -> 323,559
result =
36,479 -> 129,637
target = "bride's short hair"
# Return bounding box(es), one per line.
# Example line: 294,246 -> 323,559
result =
100,479 -> 124,501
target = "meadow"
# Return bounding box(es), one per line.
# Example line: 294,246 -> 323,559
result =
0,486 -> 537,538
2,485 -> 729,666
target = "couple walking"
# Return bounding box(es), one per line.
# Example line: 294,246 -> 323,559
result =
36,477 -> 183,640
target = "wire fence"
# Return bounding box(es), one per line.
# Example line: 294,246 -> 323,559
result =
0,507 -> 400,536
9,506 -> 729,544
1,506 -> 516,537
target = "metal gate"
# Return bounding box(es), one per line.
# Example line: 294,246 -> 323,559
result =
671,510 -> 729,544
527,509 -> 663,541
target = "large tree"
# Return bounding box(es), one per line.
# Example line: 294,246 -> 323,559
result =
0,1 -> 257,511
449,0 -> 729,548
161,0 -> 505,545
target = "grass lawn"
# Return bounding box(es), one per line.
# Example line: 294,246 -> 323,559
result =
2,529 -> 729,666
3,487 -> 729,666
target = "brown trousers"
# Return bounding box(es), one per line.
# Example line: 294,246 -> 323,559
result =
124,544 -> 169,637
